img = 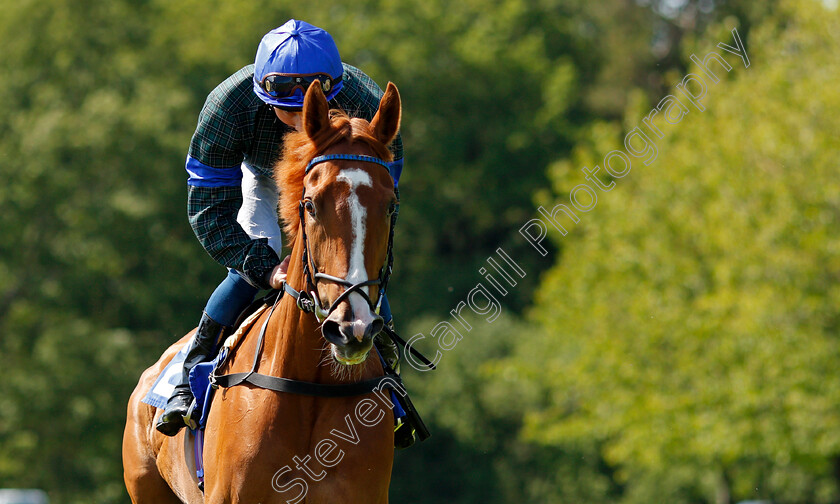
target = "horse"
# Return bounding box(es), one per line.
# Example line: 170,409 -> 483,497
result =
123,79 -> 403,503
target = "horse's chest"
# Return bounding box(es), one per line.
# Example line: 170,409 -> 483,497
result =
204,397 -> 394,504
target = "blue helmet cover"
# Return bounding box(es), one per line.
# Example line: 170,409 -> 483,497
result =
253,19 -> 344,108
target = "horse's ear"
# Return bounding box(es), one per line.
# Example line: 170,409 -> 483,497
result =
370,82 -> 401,146
303,80 -> 330,139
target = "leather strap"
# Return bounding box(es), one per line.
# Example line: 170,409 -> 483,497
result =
211,371 -> 402,398
305,154 -> 390,175
383,325 -> 437,370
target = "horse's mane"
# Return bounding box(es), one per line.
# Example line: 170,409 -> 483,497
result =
275,109 -> 394,244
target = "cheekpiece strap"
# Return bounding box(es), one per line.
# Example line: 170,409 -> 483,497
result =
305,154 -> 391,175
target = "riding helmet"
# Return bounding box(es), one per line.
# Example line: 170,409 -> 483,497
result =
253,19 -> 344,108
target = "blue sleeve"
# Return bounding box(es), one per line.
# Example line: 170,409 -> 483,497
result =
186,156 -> 243,187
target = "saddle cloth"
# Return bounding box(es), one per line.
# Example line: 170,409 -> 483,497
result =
141,337 -> 194,410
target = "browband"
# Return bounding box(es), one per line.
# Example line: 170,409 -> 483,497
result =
305,154 -> 391,175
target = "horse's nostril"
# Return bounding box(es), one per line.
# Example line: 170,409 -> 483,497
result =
368,317 -> 384,339
323,316 -> 384,348
322,320 -> 349,346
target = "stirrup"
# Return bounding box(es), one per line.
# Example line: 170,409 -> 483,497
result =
394,417 -> 416,449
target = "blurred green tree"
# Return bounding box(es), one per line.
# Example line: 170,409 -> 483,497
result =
511,1 -> 840,502
392,315 -> 620,504
0,0 -> 792,502
0,1 -> 204,502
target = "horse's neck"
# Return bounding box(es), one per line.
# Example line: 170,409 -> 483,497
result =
259,237 -> 326,381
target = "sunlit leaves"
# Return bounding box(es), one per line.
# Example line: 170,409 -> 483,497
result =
516,2 -> 840,501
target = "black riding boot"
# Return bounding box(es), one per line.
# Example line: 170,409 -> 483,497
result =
155,312 -> 228,436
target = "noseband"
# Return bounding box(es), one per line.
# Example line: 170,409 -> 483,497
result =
283,154 -> 398,322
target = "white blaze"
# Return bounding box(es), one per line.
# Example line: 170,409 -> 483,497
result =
335,169 -> 374,330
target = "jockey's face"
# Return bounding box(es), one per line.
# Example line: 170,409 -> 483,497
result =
273,107 -> 303,132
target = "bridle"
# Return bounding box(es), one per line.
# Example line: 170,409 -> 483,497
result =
206,151 -> 434,438
282,153 -> 399,322
275,151 -> 435,372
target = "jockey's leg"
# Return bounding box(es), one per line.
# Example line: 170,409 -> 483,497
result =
156,270 -> 257,436
204,269 -> 261,327
157,163 -> 281,436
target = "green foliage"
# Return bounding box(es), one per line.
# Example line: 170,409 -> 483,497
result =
393,314 -> 619,503
0,0 -> 807,502
515,1 -> 840,502
0,1 -> 205,502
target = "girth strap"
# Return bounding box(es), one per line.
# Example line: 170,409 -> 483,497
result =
211,370 -> 402,398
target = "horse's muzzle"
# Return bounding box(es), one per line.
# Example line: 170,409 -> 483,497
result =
322,316 -> 383,364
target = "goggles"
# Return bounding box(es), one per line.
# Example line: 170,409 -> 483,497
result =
259,73 -> 341,99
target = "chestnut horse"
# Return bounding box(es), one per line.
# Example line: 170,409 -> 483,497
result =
123,81 -> 402,503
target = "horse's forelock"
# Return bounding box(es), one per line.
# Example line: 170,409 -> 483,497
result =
275,110 -> 393,245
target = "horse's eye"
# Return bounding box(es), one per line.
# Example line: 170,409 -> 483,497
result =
304,199 -> 316,217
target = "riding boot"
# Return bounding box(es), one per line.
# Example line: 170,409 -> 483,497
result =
155,312 -> 228,436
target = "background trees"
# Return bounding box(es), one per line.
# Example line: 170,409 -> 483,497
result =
0,0 -> 835,503
504,2 -> 840,502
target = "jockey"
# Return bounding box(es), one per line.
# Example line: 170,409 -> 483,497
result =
156,20 -> 406,441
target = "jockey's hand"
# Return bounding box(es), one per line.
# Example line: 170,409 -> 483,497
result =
269,255 -> 291,290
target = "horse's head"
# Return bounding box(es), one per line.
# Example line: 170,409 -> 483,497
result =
276,79 -> 401,367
